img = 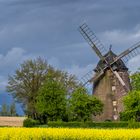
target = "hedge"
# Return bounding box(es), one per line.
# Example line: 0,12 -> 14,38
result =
23,118 -> 39,127
42,121 -> 129,128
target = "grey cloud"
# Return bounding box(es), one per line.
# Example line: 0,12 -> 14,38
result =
0,47 -> 38,76
128,55 -> 140,73
99,26 -> 140,52
0,76 -> 7,91
65,64 -> 94,79
0,0 -> 140,93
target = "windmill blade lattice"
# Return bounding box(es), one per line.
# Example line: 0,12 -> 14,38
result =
80,70 -> 94,86
79,23 -> 107,59
119,42 -> 140,64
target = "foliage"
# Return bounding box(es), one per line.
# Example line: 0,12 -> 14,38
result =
121,70 -> 140,121
45,67 -> 79,95
9,102 -> 17,116
1,128 -> 140,139
7,57 -> 104,123
23,118 -> 39,127
122,90 -> 140,121
36,79 -> 67,123
46,121 -> 128,128
128,119 -> 140,128
7,57 -> 49,119
0,102 -> 17,116
7,57 -> 79,121
130,69 -> 140,90
120,110 -> 136,121
0,103 -> 9,116
69,88 -> 103,121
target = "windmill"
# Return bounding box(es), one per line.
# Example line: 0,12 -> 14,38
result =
79,23 -> 140,121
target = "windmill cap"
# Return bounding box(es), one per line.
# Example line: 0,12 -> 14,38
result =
94,50 -> 128,72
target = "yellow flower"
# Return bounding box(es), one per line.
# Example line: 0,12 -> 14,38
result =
0,128 -> 139,140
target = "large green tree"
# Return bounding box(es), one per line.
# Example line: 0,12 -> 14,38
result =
7,57 -> 79,120
130,69 -> 140,91
121,90 -> 140,121
46,68 -> 79,95
69,88 -> 103,121
36,79 -> 67,123
7,57 -> 49,119
121,69 -> 140,121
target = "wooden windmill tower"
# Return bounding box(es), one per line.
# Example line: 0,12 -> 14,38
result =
79,23 -> 140,121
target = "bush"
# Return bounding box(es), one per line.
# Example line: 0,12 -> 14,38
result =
128,119 -> 140,128
23,118 -> 39,127
120,111 -> 136,121
46,121 -> 128,128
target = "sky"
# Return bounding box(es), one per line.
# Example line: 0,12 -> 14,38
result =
1,0 -> 140,114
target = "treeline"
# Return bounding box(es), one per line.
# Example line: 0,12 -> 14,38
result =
7,57 -> 103,124
0,102 -> 17,116
6,57 -> 140,124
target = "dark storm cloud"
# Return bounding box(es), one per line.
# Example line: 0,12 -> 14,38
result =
0,0 -> 140,91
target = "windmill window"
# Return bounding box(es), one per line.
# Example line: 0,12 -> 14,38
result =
112,86 -> 116,91
113,101 -> 117,106
114,107 -> 117,112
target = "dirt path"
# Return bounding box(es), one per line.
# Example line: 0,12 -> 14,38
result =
0,117 -> 26,127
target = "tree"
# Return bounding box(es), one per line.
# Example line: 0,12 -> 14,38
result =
131,69 -> 140,91
9,102 -> 17,116
46,68 -> 79,95
121,90 -> 140,121
36,79 -> 67,123
7,57 -> 50,119
0,103 -> 9,116
69,88 -> 103,121
121,69 -> 140,121
7,57 -> 79,120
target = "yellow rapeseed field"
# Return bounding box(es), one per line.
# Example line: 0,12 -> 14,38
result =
0,128 -> 140,140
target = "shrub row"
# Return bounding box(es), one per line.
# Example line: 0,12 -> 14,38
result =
23,118 -> 140,128
47,121 -> 129,128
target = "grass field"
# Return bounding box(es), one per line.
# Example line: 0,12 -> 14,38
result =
0,117 -> 25,127
0,128 -> 140,140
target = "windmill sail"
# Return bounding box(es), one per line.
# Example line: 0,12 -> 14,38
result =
78,23 -> 136,92
80,70 -> 94,86
113,71 -> 130,92
88,70 -> 104,83
113,42 -> 140,64
106,42 -> 140,92
79,23 -> 107,60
